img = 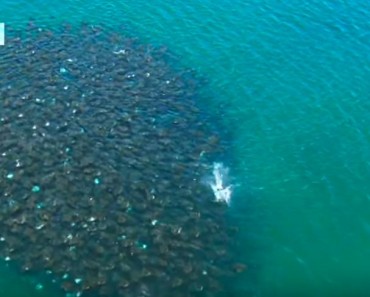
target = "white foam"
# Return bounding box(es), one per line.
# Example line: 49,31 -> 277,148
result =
207,162 -> 233,205
0,23 -> 4,46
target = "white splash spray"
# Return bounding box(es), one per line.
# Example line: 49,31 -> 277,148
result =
207,162 -> 233,206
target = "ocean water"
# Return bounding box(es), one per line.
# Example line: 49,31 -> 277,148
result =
1,0 -> 370,296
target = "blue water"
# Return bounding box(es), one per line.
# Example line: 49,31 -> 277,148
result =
1,0 -> 370,296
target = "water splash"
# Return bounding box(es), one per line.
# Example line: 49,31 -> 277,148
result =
206,162 -> 233,206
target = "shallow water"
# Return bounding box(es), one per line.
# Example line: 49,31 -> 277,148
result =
1,0 -> 370,296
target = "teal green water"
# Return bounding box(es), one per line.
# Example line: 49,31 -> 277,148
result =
1,0 -> 370,296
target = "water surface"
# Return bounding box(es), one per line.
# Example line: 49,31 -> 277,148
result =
1,0 -> 370,296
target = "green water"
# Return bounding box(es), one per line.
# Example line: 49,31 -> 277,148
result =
1,0 -> 370,296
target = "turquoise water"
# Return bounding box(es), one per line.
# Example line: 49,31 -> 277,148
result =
1,0 -> 370,296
